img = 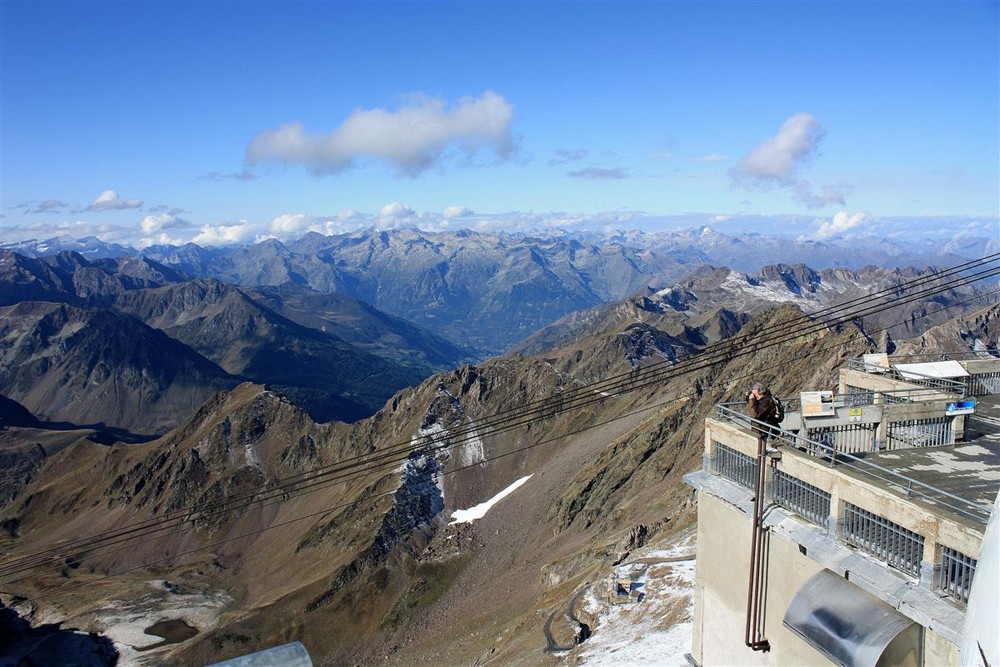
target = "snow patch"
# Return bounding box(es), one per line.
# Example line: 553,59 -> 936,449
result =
575,534 -> 696,666
90,580 -> 231,666
449,475 -> 532,525
458,428 -> 486,468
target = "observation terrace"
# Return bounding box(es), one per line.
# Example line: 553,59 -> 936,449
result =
685,355 -> 1000,667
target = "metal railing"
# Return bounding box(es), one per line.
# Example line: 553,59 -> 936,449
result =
713,404 -> 993,524
847,353 -> 1000,398
967,371 -> 1000,397
772,470 -> 831,527
806,423 -> 878,455
886,418 -> 953,449
939,546 -> 978,604
846,358 -> 968,395
714,442 -> 757,490
843,503 -> 924,577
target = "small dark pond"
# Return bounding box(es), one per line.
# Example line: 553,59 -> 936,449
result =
136,618 -> 200,651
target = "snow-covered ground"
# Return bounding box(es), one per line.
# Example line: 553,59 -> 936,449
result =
89,580 -> 231,666
575,538 -> 696,666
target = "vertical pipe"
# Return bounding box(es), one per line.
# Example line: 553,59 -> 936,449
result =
744,433 -> 770,652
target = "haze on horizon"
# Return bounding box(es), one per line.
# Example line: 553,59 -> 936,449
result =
1,0 -> 997,250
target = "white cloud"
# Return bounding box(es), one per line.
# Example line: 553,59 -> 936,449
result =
136,232 -> 188,249
443,206 -> 473,220
192,221 -> 257,246
794,181 -> 847,209
377,202 -> 420,228
7,219 -> 121,239
139,213 -> 191,235
261,213 -> 358,239
246,91 -> 515,177
87,190 -> 143,212
729,113 -> 849,210
734,113 -> 826,184
813,211 -> 872,240
268,214 -> 313,236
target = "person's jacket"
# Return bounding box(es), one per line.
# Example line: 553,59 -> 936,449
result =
748,391 -> 780,430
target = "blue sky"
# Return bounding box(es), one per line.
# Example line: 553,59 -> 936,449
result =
1,0 -> 997,248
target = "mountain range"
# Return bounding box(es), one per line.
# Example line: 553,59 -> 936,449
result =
0,249 -> 465,432
6,226 -> 996,357
0,228 -> 996,666
3,295 -> 993,665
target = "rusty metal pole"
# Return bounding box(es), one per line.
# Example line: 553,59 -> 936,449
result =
744,432 -> 771,652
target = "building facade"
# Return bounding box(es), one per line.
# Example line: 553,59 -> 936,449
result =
685,356 -> 1000,667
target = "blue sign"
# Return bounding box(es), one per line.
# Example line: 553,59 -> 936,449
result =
946,399 -> 976,416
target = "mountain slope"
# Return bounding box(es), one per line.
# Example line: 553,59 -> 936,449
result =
246,283 -> 474,374
143,228 -> 688,357
893,302 -> 1000,356
110,278 -> 425,423
1,251 -> 439,426
0,299 -> 880,666
0,301 -> 239,436
515,262 -> 991,357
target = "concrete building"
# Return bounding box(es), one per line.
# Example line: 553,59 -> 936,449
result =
685,355 -> 1000,667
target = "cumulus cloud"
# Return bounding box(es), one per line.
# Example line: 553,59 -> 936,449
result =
87,190 -> 143,212
729,113 -> 849,210
567,167 -> 630,180
139,213 -> 192,235
246,91 -> 515,177
378,202 -> 420,226
812,211 -> 872,240
443,206 -> 473,220
257,212 -> 360,241
192,221 -> 257,246
733,113 -> 825,184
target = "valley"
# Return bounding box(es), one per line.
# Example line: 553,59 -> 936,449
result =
0,230 -> 997,666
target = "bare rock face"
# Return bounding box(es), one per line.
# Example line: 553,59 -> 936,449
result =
608,524 -> 649,565
515,262 -> 989,359
0,251 -> 442,431
0,301 -> 238,436
895,302 -> 1000,356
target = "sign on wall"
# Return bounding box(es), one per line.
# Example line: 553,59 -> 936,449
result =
946,399 -> 976,416
801,391 -> 835,417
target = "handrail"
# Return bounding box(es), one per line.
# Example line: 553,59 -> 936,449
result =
849,351 -> 1000,364
845,358 -> 968,396
713,405 -> 993,524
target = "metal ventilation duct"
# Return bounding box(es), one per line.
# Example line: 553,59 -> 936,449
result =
783,569 -> 921,667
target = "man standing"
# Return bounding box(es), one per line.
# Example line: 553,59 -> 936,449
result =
747,382 -> 782,442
